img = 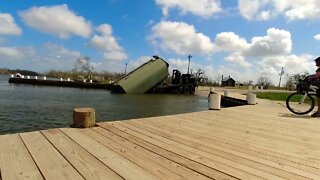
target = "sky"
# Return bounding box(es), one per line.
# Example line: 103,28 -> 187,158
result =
1,0 -> 320,85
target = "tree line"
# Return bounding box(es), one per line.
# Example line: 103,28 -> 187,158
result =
45,56 -> 124,83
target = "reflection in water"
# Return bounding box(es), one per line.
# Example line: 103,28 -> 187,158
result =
0,75 -> 208,134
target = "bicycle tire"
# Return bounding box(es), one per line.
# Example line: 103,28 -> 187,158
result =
286,92 -> 315,115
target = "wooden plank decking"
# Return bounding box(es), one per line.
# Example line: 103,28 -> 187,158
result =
1,96 -> 320,179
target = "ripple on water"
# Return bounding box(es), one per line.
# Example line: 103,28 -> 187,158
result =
0,75 -> 208,134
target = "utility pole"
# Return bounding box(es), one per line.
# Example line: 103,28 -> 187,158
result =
187,54 -> 192,74
125,62 -> 128,74
278,67 -> 284,89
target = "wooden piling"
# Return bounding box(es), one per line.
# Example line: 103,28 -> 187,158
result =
71,108 -> 96,128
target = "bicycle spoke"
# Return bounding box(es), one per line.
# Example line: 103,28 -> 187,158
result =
286,92 -> 315,115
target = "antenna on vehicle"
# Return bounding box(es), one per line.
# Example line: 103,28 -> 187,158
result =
187,54 -> 192,74
125,62 -> 128,74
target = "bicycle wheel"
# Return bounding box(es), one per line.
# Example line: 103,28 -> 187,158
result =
286,92 -> 315,115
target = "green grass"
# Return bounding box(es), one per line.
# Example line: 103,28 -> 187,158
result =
255,92 -> 318,104
255,92 -> 291,101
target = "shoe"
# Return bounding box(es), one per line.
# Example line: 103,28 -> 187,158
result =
311,111 -> 320,117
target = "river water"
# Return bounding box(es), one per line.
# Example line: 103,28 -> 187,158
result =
0,75 -> 208,134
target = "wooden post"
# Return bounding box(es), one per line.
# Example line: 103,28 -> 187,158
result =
71,108 -> 96,128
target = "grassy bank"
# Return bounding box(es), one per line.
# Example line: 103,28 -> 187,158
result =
256,92 -> 317,104
255,92 -> 291,101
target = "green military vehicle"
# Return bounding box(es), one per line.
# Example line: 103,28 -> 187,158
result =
111,56 -> 197,94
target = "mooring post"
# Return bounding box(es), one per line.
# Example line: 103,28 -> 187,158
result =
10,74 -> 14,78
43,76 -> 46,80
246,92 -> 256,105
71,108 -> 96,128
60,78 -> 63,81
35,76 -> 38,80
224,90 -> 229,97
209,93 -> 221,110
208,86 -> 214,98
210,86 -> 214,93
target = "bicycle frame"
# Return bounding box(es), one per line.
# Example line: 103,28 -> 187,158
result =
299,92 -> 307,104
286,78 -> 318,115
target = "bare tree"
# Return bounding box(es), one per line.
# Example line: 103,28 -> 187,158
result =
285,74 -> 295,91
74,56 -> 94,79
256,76 -> 272,89
193,68 -> 208,85
285,72 -> 309,91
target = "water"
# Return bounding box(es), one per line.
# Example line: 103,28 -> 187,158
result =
0,75 -> 208,134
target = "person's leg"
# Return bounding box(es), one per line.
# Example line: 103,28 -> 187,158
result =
312,96 -> 320,117
318,97 -> 320,112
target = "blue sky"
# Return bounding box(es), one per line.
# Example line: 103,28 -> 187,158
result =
1,0 -> 320,84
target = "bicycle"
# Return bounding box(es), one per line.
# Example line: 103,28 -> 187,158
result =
286,76 -> 319,115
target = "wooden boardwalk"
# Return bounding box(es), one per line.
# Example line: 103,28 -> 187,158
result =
1,97 -> 320,179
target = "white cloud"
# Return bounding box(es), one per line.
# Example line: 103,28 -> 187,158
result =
212,54 -> 314,85
43,42 -> 81,60
127,56 -> 152,71
274,0 -> 320,20
238,0 -> 320,21
314,34 -> 320,41
257,54 -> 314,84
208,27 -> 312,85
215,28 -> 292,57
225,53 -> 252,68
0,46 -> 25,59
259,55 -> 314,75
89,24 -> 127,62
34,43 -> 83,71
167,58 -> 189,74
213,28 -> 291,69
90,24 -> 122,52
103,51 -> 127,62
244,28 -> 292,56
93,56 -> 153,74
215,32 -> 249,52
148,21 -> 216,55
0,13 -> 22,35
238,0 -> 271,20
0,43 -> 84,72
156,0 -> 222,18
19,4 -> 92,39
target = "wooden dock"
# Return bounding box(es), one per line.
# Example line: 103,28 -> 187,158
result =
1,95 -> 320,179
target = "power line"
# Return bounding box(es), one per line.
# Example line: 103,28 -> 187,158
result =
278,67 -> 284,89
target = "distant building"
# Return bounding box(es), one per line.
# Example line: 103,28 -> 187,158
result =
221,76 -> 236,87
